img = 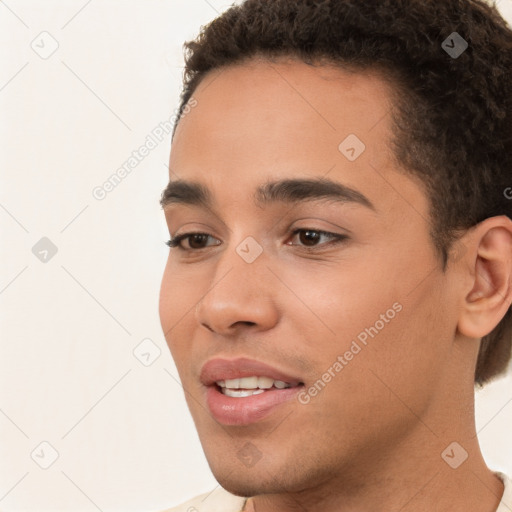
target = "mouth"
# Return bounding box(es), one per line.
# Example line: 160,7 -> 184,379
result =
201,358 -> 305,426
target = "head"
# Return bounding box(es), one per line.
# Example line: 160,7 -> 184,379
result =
159,0 -> 512,499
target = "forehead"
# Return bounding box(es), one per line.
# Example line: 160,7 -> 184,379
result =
172,57 -> 394,161
168,57 -> 426,217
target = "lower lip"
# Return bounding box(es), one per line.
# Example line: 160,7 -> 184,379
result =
205,385 -> 303,426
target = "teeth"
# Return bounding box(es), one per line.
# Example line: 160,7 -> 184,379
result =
239,376 -> 258,388
257,376 -> 274,389
215,376 -> 292,391
223,388 -> 265,398
224,378 -> 240,388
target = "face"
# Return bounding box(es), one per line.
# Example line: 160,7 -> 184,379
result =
159,57 -> 461,496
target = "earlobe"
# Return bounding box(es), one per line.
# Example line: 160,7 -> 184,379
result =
457,216 -> 512,340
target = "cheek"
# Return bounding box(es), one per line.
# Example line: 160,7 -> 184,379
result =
290,263 -> 403,351
158,261 -> 198,357
295,302 -> 448,455
158,261 -> 175,336
337,277 -> 452,421
293,254 -> 450,406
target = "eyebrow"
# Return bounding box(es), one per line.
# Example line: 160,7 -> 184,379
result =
160,177 -> 376,212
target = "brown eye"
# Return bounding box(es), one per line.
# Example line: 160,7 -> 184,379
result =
298,230 -> 321,246
186,234 -> 210,249
289,229 -> 348,248
166,232 -> 220,250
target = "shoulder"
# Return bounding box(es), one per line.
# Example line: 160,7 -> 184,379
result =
159,487 -> 247,512
495,471 -> 512,512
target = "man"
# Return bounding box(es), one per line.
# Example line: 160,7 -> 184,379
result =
158,0 -> 512,510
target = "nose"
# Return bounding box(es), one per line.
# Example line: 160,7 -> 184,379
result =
194,251 -> 280,337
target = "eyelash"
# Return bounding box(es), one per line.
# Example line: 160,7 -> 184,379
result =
165,229 -> 348,251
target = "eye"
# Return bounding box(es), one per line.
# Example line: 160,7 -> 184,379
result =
165,232 -> 220,250
288,229 -> 348,248
164,228 -> 348,252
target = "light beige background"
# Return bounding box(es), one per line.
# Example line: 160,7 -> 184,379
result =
1,1 -> 511,510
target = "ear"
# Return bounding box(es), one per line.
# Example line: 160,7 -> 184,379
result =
457,215 -> 512,339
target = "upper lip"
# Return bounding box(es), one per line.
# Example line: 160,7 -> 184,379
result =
200,357 -> 303,386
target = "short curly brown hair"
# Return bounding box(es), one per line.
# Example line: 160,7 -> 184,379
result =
171,0 -> 512,386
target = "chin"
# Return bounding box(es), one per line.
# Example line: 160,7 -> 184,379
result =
213,471 -> 277,497
209,455 -> 317,498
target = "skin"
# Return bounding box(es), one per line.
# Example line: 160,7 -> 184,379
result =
159,56 -> 512,512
